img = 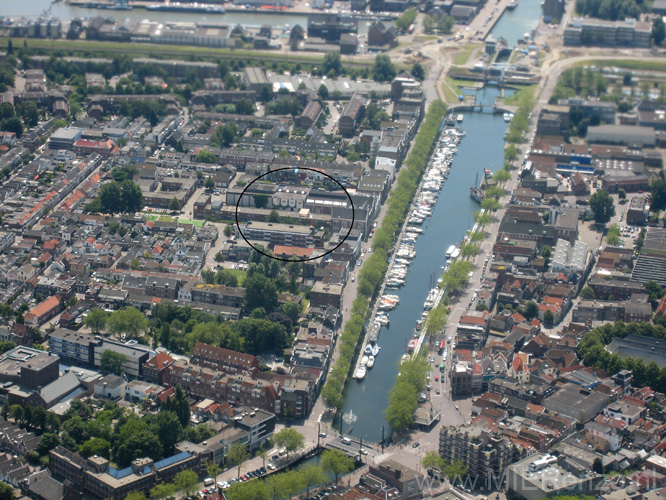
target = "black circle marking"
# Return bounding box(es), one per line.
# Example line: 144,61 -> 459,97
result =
234,167 -> 355,262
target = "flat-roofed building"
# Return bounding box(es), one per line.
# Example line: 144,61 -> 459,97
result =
551,238 -> 588,273
243,67 -> 269,91
93,341 -> 151,379
507,453 -> 602,500
588,124 -> 656,147
49,328 -> 99,366
542,383 -> 609,422
240,221 -> 324,248
0,346 -> 59,388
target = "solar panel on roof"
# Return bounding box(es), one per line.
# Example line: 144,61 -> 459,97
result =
155,451 -> 191,470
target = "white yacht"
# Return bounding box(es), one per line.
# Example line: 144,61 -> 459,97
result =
355,365 -> 367,379
367,355 -> 375,368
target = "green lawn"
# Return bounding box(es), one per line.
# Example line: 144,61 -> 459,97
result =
13,37 -> 372,67
226,268 -> 247,286
442,77 -> 463,103
453,44 -> 481,65
178,218 -> 205,227
504,84 -> 538,105
589,59 -> 666,72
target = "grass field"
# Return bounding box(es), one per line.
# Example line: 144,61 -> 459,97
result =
590,59 -> 666,72
226,268 -> 247,286
144,214 -> 204,227
12,38 -> 372,67
453,44 -> 481,66
442,77 -> 463,102
504,84 -> 538,105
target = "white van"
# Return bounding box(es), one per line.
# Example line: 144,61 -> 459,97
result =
203,478 -> 215,487
341,437 -> 352,445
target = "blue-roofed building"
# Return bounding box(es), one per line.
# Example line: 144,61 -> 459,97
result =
50,445 -> 204,500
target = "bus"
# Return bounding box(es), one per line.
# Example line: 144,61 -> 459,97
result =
438,340 -> 445,354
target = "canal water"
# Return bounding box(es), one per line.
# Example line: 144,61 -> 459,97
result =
0,0 -> 379,34
489,0 -> 542,47
338,87 -> 511,443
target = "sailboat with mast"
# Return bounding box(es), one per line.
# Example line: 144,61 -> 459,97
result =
470,171 -> 485,203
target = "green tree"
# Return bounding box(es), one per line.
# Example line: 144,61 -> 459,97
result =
422,450 -> 444,473
654,17 -> 666,46
493,168 -> 511,186
650,179 -> 666,211
268,210 -> 281,223
543,309 -> 555,325
227,441 -> 249,478
321,449 -> 353,486
18,101 -> 39,127
245,274 -> 278,313
196,150 -> 217,164
504,144 -> 519,163
385,378 -> 418,434
84,308 -> 109,334
169,197 -> 181,212
593,457 -> 604,474
174,470 -> 199,498
107,307 -> 149,339
606,223 -> 622,246
155,411 -> 182,455
411,62 -> 425,81
318,84 -> 329,101
205,176 -> 215,190
523,301 -> 539,320
618,188 -> 626,200
396,8 -> 417,29
224,224 -> 234,238
100,350 -> 126,375
373,54 -> 396,82
207,461 -> 222,486
580,286 -> 596,299
98,182 -> 122,214
590,189 -> 615,225
37,432 -> 60,455
443,460 -> 468,484
80,437 -> 111,458
322,51 -> 342,77
0,482 -> 14,500
150,484 -> 176,500
542,245 -> 552,261
272,428 -> 305,459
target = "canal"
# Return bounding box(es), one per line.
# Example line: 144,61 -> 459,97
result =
338,87 -> 511,443
489,0 -> 543,47
0,0 -> 380,34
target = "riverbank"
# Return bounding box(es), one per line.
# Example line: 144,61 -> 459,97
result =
65,0 -> 397,19
320,101 -> 448,411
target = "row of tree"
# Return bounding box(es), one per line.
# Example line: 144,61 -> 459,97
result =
84,179 -> 144,215
385,356 -> 429,434
577,321 -> 666,392
321,101 -> 448,409
223,449 -> 353,500
505,88 -> 535,145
